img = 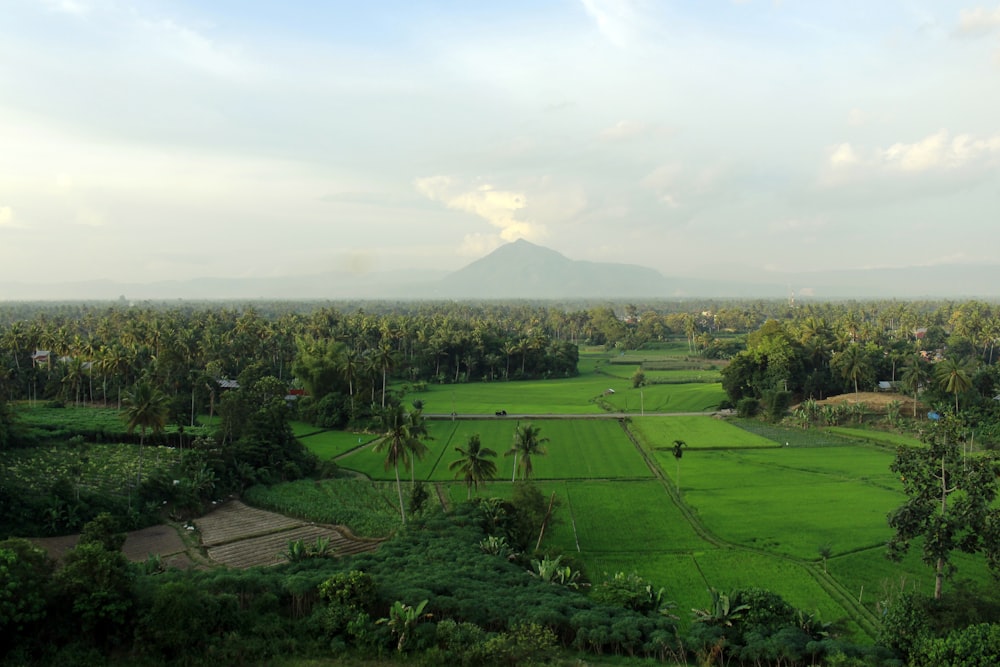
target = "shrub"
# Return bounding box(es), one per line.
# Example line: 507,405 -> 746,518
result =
737,397 -> 760,418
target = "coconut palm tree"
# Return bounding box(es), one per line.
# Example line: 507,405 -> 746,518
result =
505,423 -> 548,481
834,343 -> 869,394
373,404 -> 430,524
121,378 -> 169,485
900,355 -> 930,417
935,357 -> 974,414
449,434 -> 497,499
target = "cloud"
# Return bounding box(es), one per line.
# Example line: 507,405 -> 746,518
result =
414,176 -> 548,243
579,0 -> 642,47
600,120 -> 648,141
40,0 -> 89,16
828,143 -> 860,168
828,130 -> 1000,175
0,206 -> 17,228
956,6 -> 1000,37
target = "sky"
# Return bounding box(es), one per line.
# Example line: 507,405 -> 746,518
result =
1,0 -> 999,287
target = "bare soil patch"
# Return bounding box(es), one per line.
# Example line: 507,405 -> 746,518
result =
800,391 -> 927,415
30,523 -> 195,568
28,499 -> 380,570
193,500 -> 382,568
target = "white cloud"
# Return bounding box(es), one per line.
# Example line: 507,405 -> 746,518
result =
827,130 -> 1000,176
41,0 -> 89,16
579,0 -> 642,47
0,206 -> 16,228
414,176 -> 548,243
883,130 -> 1000,171
828,143 -> 859,168
600,120 -> 648,141
956,6 -> 1000,37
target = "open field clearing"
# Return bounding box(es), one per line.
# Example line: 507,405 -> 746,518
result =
693,550 -> 862,634
599,382 -> 726,413
824,426 -> 925,448
194,500 -> 382,568
564,480 -> 708,552
675,447 -> 902,559
242,480 -> 403,538
341,419 -> 651,481
631,415 -> 778,450
407,376 -> 617,414
297,428 -> 378,460
828,542 -> 996,616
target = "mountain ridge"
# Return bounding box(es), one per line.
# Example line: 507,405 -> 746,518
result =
1,240 -> 999,300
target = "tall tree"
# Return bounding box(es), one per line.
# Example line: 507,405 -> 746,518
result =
935,357 -> 974,414
121,378 -> 169,485
833,343 -> 869,394
900,355 -> 930,417
887,416 -> 1000,599
505,423 -> 549,481
449,434 -> 497,499
372,404 -> 430,524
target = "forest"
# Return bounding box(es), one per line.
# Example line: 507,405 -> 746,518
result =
2,297 -> 1000,666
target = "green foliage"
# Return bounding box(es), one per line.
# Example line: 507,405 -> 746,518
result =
631,367 -> 646,388
887,415 -> 1000,598
480,621 -> 558,665
877,589 -> 931,660
53,541 -> 135,646
78,511 -> 126,551
0,538 -> 53,648
379,598 -> 430,652
737,396 -> 760,418
591,571 -> 671,615
910,622 -> 1000,667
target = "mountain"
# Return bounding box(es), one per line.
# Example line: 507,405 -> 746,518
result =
2,240 -> 1000,300
423,239 -> 672,299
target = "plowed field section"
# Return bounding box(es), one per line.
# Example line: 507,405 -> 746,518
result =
194,500 -> 381,567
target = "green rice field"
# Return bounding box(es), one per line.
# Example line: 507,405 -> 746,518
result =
267,351 -> 996,641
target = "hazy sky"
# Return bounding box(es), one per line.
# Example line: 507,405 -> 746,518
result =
1,0 -> 999,286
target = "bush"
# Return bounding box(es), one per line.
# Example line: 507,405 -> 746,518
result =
737,397 -> 760,418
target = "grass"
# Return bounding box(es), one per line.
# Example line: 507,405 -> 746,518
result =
340,419 -> 652,482
674,447 -> 902,559
630,415 -> 778,450
298,429 -> 378,460
824,426 -> 924,448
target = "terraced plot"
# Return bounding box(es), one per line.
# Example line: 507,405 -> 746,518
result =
193,500 -> 381,568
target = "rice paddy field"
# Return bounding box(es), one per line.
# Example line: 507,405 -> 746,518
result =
279,351 -> 995,640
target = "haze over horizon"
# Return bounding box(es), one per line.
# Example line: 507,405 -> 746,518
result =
2,1 -> 999,290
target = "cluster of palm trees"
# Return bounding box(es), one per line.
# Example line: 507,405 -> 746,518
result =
373,406 -> 550,525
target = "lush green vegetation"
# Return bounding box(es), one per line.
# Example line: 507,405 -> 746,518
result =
5,298 -> 1000,665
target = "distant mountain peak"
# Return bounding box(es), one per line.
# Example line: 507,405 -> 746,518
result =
429,240 -> 670,299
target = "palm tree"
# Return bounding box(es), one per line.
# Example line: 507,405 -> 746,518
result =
835,344 -> 868,394
373,404 -> 430,524
449,434 -> 497,499
121,378 -> 169,485
935,357 -> 974,414
404,407 -> 431,486
505,423 -> 548,481
671,439 -> 686,491
900,355 -> 930,417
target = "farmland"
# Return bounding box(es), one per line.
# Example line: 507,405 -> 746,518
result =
7,342 -> 994,653
279,353 -> 999,641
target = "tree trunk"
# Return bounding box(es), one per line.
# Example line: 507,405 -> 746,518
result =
394,461 -> 407,525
